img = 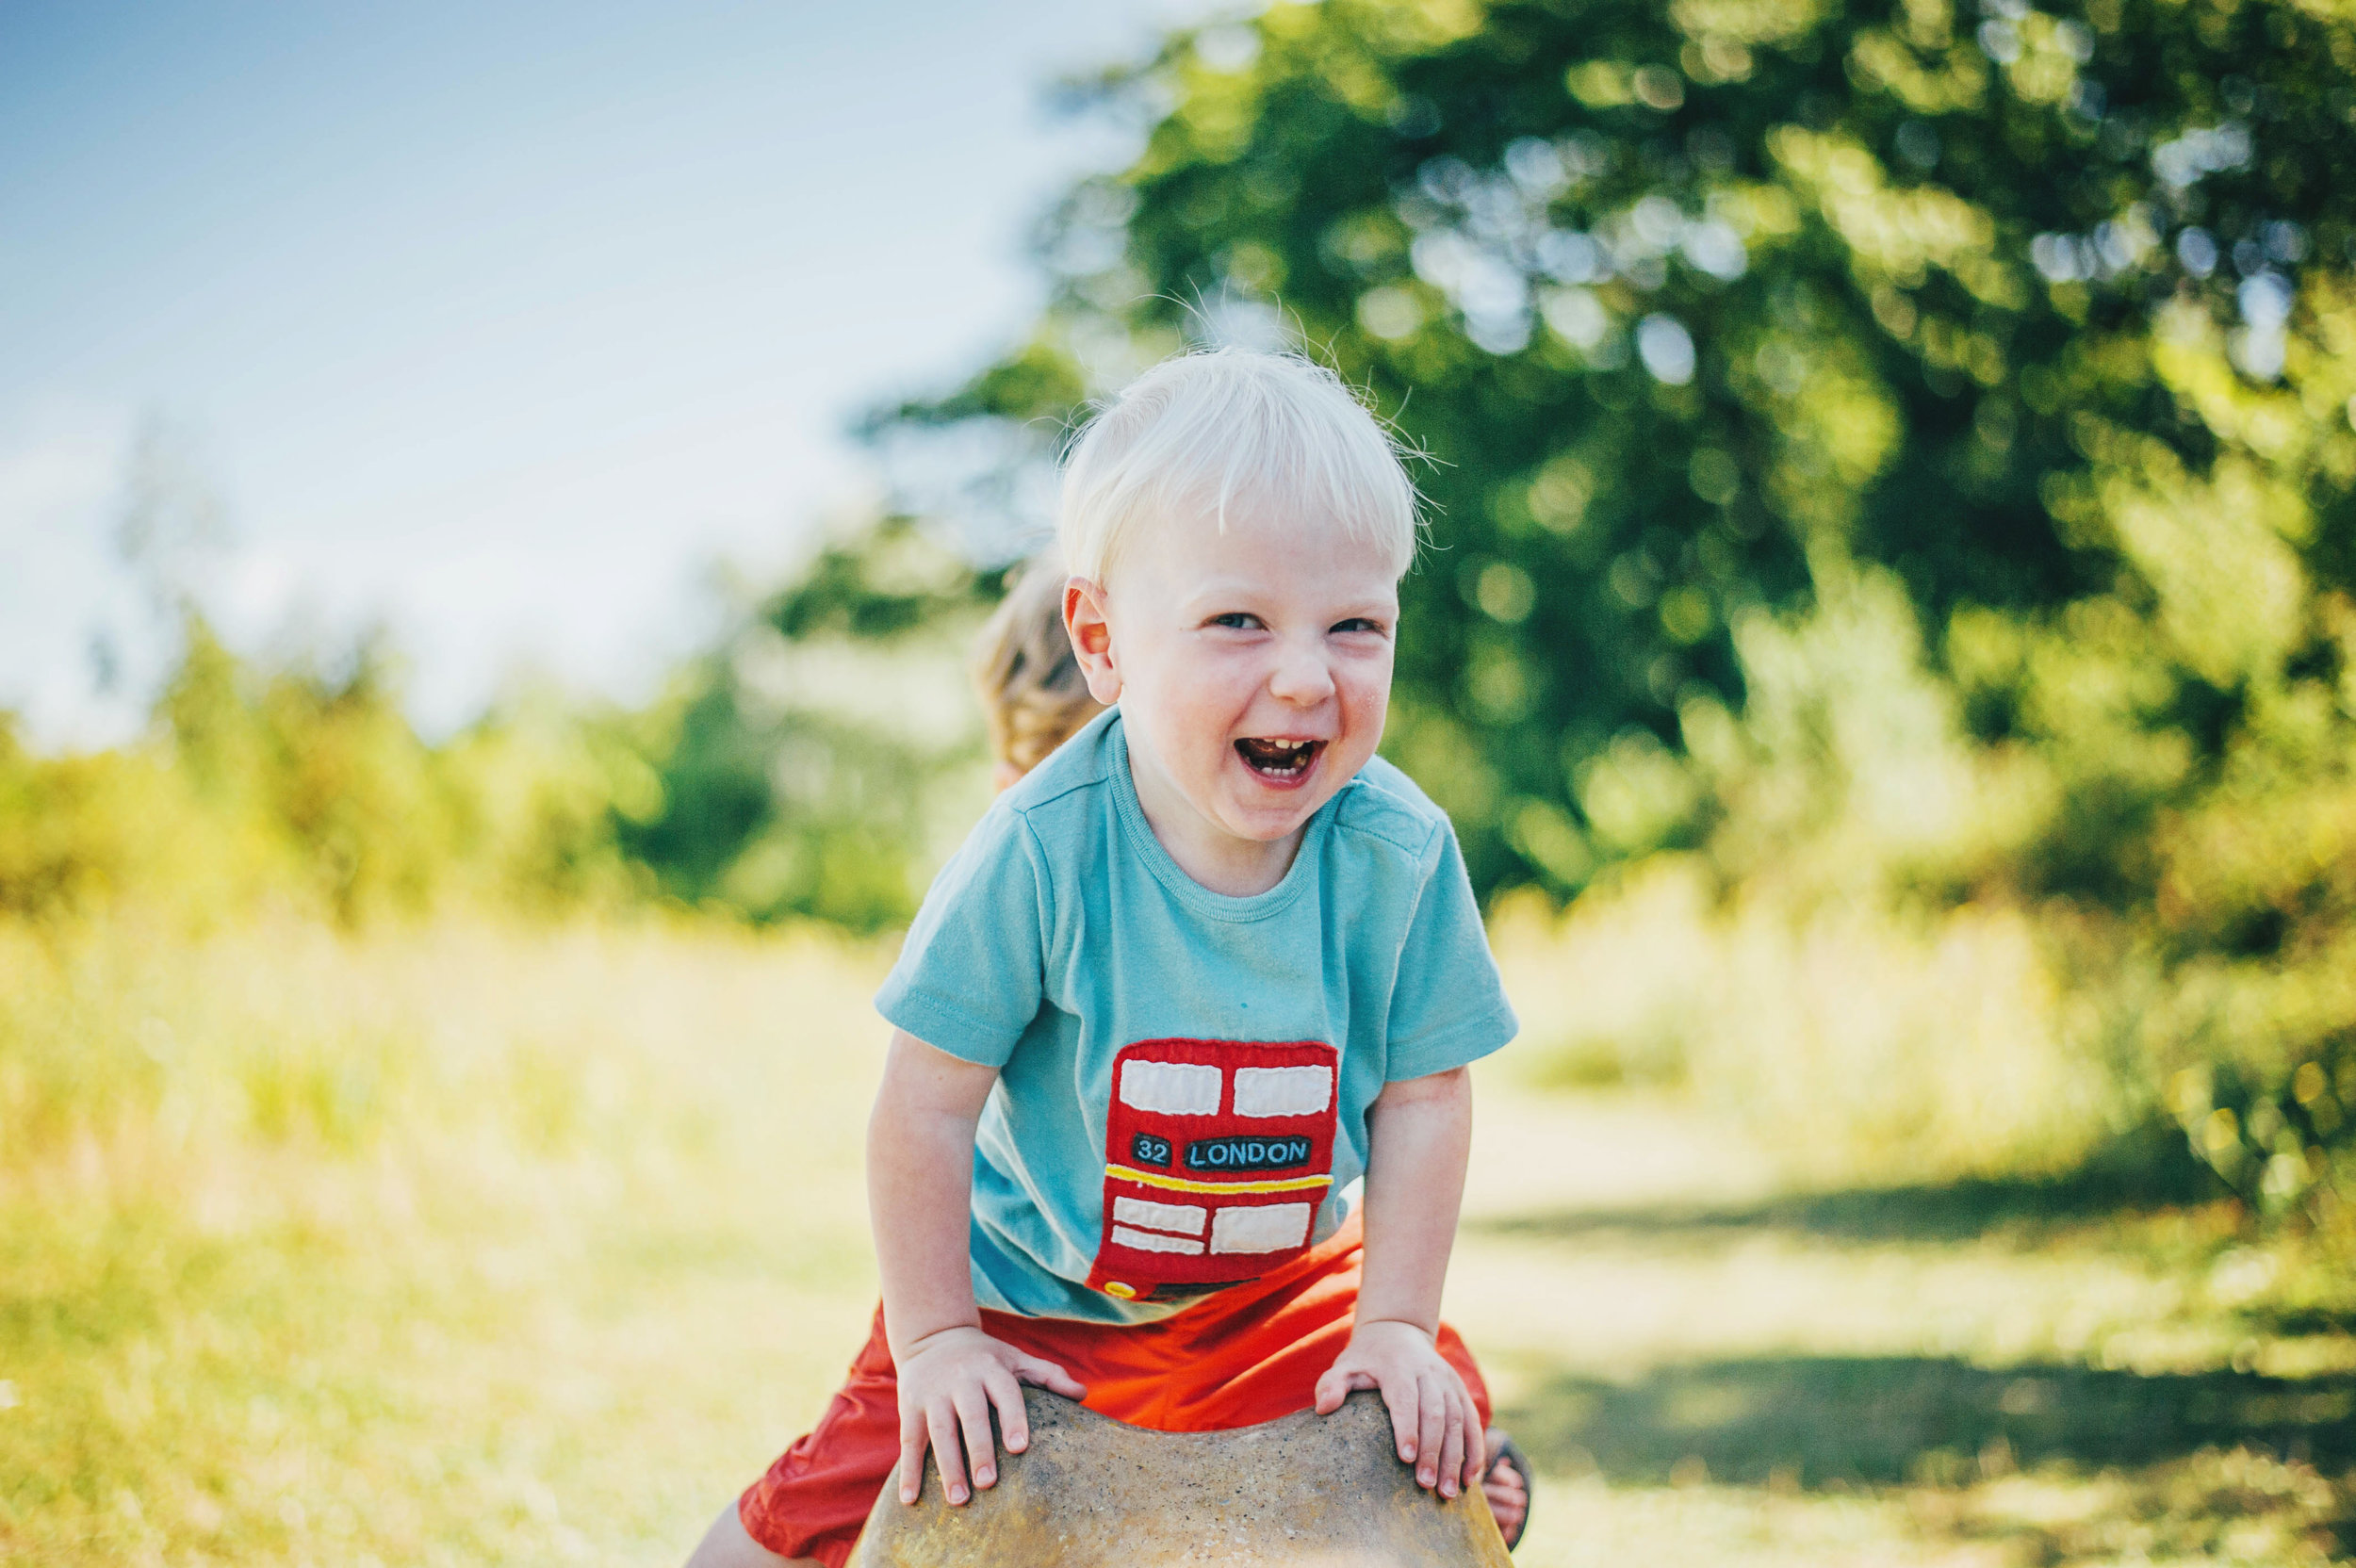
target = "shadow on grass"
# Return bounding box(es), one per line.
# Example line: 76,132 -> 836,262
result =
1475,1149 -> 2222,1247
1500,1353 -> 2356,1487
2243,1302 -> 2356,1338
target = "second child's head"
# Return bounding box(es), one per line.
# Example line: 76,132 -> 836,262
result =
973,546 -> 1104,790
1058,349 -> 1421,866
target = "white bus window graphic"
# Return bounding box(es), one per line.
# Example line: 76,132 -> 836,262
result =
1209,1202 -> 1314,1255
1112,1196 -> 1207,1236
1111,1226 -> 1205,1255
1232,1065 -> 1333,1119
1118,1059 -> 1221,1116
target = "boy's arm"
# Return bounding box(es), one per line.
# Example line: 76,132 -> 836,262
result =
1312,1064 -> 1486,1497
869,1027 -> 1086,1506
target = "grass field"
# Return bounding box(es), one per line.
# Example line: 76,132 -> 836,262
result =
4,916 -> 2352,1565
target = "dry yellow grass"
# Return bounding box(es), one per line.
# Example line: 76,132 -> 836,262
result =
3,914 -> 2350,1565
1,914 -> 890,1565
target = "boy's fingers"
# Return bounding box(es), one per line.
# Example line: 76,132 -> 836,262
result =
1437,1396 -> 1466,1498
983,1365 -> 1029,1456
1014,1353 -> 1088,1401
952,1384 -> 1000,1492
896,1418 -> 928,1506
926,1402 -> 971,1505
1316,1360 -> 1376,1415
1415,1373 -> 1445,1488
1463,1413 -> 1488,1493
1385,1375 -> 1420,1463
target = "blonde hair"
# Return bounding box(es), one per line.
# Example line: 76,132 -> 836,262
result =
971,548 -> 1105,776
1056,349 -> 1422,585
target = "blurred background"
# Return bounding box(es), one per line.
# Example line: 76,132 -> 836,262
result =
6,1 -> 2354,1563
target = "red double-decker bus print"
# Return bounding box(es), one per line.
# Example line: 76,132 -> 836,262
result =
1086,1037 -> 1339,1301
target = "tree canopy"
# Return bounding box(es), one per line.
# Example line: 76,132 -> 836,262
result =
854,0 -> 2356,1209
879,0 -> 2356,901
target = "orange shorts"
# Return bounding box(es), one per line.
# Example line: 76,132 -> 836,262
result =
737,1217 -> 1493,1565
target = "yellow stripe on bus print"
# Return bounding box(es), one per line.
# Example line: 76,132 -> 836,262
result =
1103,1164 -> 1335,1197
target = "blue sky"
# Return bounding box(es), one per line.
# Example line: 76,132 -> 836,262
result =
0,1 -> 1194,742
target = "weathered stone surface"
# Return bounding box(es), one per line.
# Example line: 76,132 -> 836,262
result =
851,1389 -> 1514,1567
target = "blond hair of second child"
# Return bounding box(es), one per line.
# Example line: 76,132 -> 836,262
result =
969,545 -> 1105,789
689,350 -> 1526,1567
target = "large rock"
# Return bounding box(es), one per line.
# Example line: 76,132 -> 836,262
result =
851,1388 -> 1515,1567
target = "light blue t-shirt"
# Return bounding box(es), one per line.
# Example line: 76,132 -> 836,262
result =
875,707 -> 1517,1325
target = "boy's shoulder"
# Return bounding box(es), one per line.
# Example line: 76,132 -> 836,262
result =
1331,753 -> 1452,865
994,705 -> 1122,825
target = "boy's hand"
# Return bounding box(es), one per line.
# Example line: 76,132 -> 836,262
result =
1313,1319 -> 1486,1498
893,1325 -> 1087,1507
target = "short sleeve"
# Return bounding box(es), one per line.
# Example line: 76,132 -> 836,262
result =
875,803 -> 1051,1068
1383,822 -> 1519,1081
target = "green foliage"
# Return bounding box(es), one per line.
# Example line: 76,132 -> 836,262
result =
618,518 -> 1006,931
902,0 -> 2356,883
0,517 -> 1001,936
859,0 -> 2356,1215
0,609 -> 654,928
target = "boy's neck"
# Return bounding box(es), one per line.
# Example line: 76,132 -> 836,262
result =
1124,740 -> 1304,898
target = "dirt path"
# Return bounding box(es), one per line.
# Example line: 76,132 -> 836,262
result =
1448,1079 -> 2356,1566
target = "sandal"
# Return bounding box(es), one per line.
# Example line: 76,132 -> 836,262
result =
1484,1431 -> 1533,1551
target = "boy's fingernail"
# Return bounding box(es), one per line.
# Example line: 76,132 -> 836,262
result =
950,1487 -> 968,1504
976,1469 -> 993,1485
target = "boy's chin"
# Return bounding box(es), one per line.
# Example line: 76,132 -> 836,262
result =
1214,777 -> 1340,841
1220,809 -> 1318,844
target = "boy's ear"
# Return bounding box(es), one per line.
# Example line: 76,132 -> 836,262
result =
1063,576 -> 1123,706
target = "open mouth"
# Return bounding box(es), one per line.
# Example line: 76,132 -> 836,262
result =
1234,737 -> 1325,781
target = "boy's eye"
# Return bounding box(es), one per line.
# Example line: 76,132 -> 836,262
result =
1208,612 -> 1265,630
1331,617 -> 1390,637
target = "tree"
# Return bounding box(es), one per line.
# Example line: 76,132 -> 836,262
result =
861,0 -> 2356,1207
880,0 -> 2356,896
619,518 -> 1007,930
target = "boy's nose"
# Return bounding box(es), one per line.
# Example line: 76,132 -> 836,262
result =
1267,644 -> 1336,706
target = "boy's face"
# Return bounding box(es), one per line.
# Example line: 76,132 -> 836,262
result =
1067,504 -> 1399,871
